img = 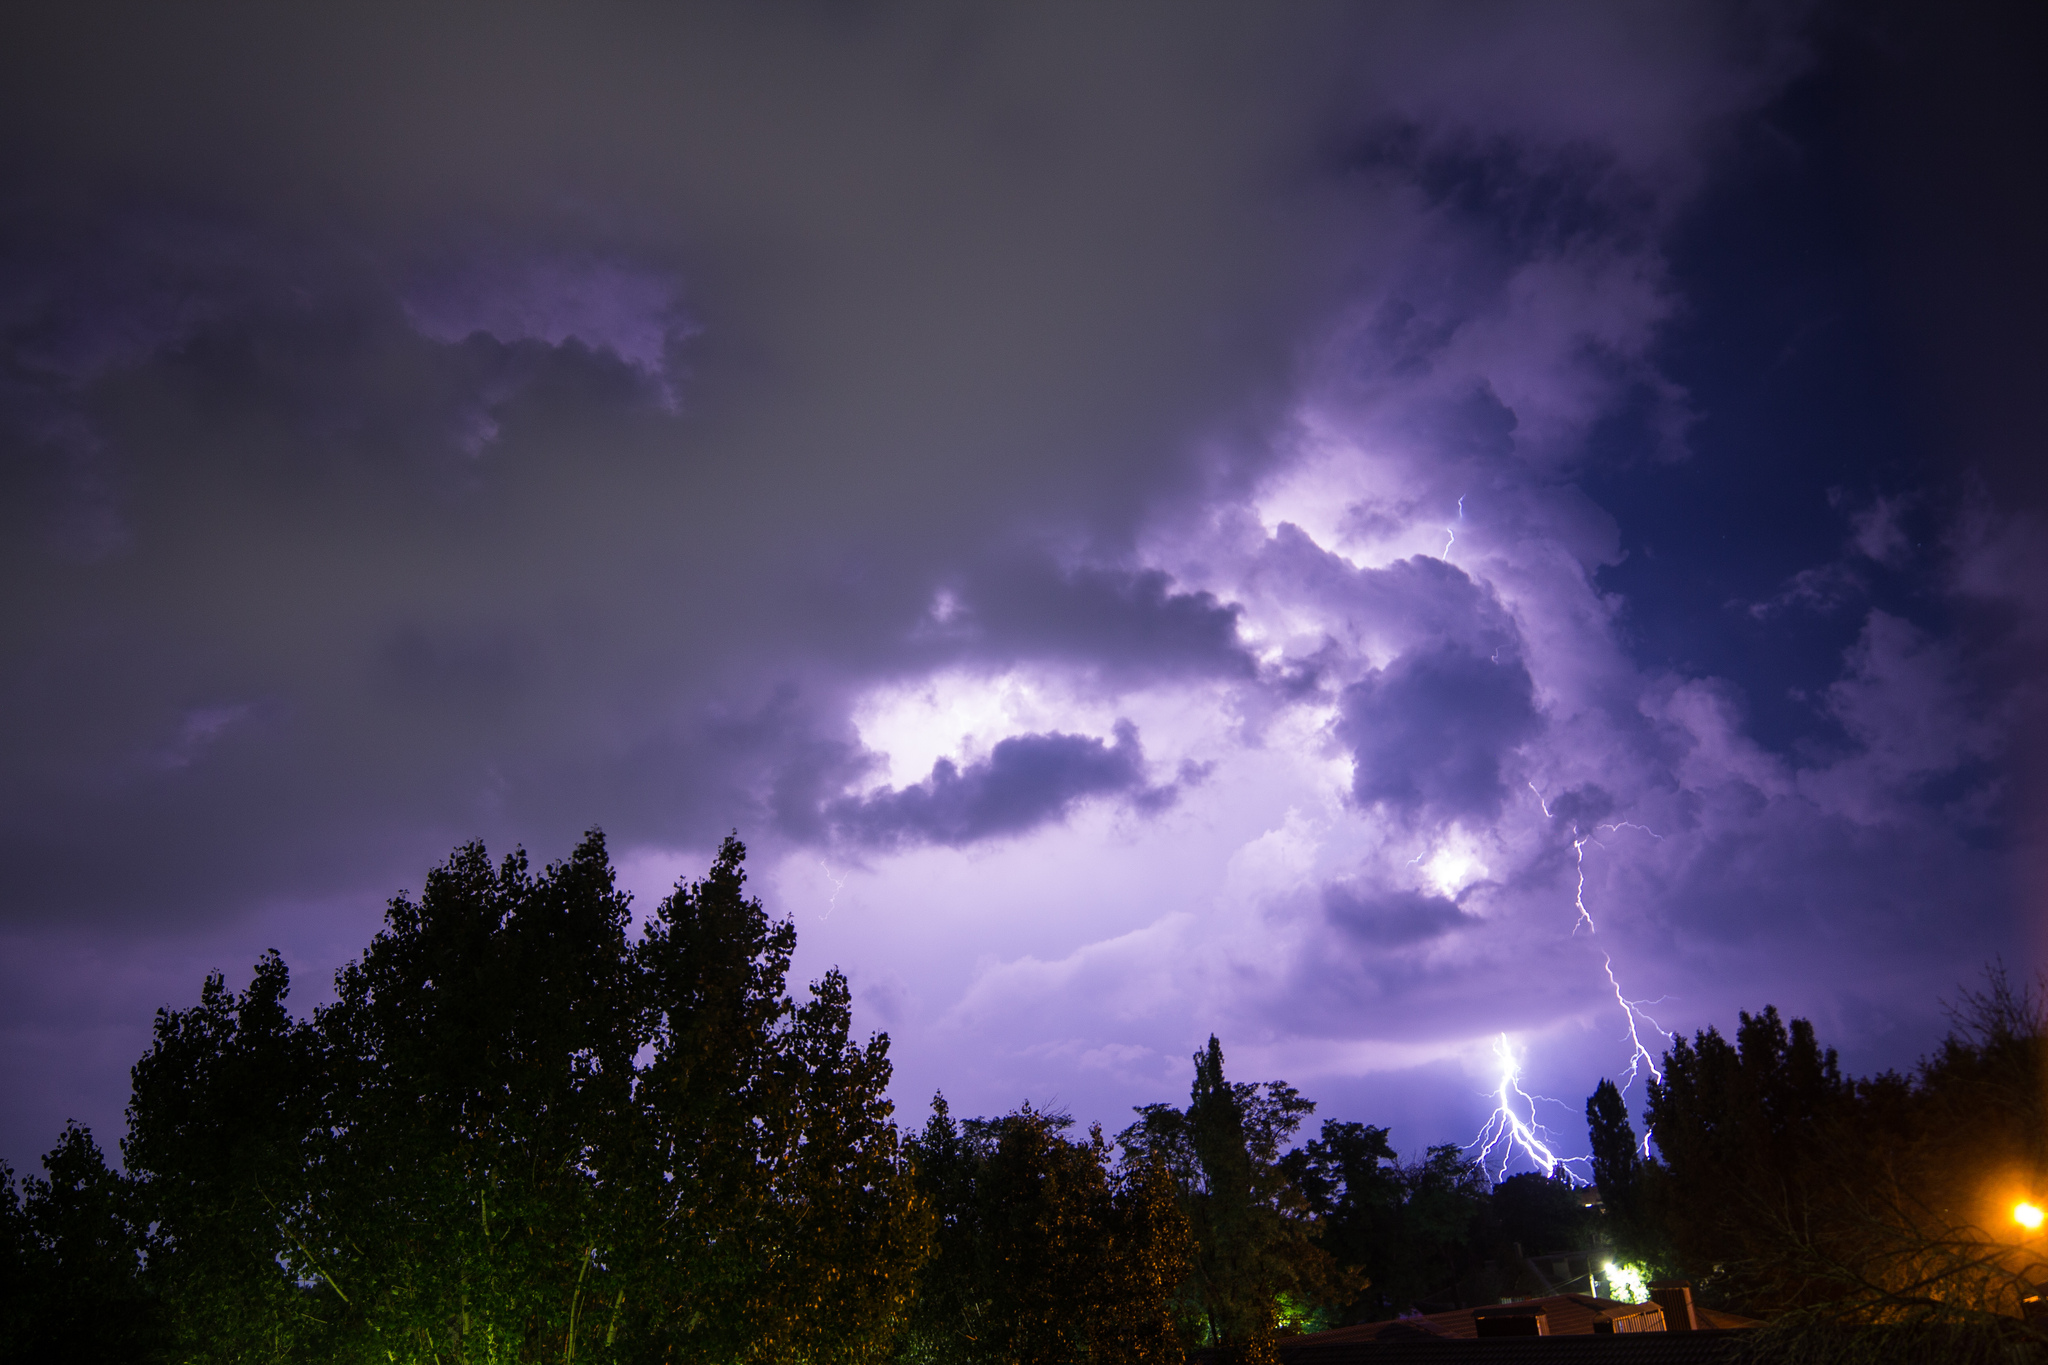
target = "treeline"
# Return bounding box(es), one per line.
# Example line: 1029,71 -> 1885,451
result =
1586,974 -> 2048,1342
2,832 -> 2041,1362
0,832 -> 1533,1364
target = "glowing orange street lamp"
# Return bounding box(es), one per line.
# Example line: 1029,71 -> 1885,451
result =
2016,1201 -> 2045,1232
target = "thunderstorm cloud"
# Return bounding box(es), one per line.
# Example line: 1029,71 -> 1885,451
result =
0,1 -> 2040,1172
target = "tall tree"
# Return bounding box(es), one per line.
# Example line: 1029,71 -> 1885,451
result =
628,837 -> 926,1362
1584,1078 -> 1653,1264
3,1123 -> 160,1363
1640,974 -> 2048,1332
308,832 -> 645,1359
1119,1037 -> 1353,1360
900,1101 -> 1191,1365
90,829 -> 927,1364
1644,1004 -> 1851,1308
1286,1126 -> 1486,1320
125,950 -> 325,1361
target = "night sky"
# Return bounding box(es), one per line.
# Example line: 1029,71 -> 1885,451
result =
4,2 -> 2044,1177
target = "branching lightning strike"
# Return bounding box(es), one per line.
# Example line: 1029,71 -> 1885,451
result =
1471,1033 -> 1591,1183
1469,785 -> 1671,1179
1602,952 -> 1672,1096
819,861 -> 849,920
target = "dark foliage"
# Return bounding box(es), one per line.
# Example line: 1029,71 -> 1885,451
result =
1736,1313 -> 2048,1365
1119,1037 -> 1360,1359
1285,1126 -> 1490,1321
1640,968 -> 2048,1334
2,831 -> 929,1364
1585,1078 -> 1651,1258
1490,1171 -> 1593,1257
899,1100 -> 1190,1364
125,947 -> 324,1360
0,1124 -> 161,1364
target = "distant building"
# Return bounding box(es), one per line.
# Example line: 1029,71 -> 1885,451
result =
1208,1289 -> 1761,1363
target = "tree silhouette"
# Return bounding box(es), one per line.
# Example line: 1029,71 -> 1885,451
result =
899,1099 -> 1190,1364
1118,1036 -> 1354,1360
28,829 -> 929,1364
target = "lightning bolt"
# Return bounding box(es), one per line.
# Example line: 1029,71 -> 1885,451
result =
1570,827 -> 1595,933
1470,785 -> 1672,1176
1602,952 -> 1671,1097
1442,494 -> 1466,560
1530,782 -> 1665,937
1469,1033 -> 1592,1183
819,861 -> 848,920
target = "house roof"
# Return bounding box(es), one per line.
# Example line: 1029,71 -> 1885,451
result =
1299,1294 -> 1759,1343
1197,1294 -> 1764,1363
1253,1330 -> 1759,1364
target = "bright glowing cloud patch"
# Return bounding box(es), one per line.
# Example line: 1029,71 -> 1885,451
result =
0,3 -> 2034,1181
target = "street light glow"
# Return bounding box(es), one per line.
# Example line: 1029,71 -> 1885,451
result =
2016,1201 -> 2045,1231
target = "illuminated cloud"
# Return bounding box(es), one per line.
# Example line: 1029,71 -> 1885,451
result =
828,720 -> 1178,849
0,3 -> 2034,1176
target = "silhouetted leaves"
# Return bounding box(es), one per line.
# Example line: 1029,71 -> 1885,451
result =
1637,968 -> 2048,1333
2,1123 -> 159,1363
1286,1126 -> 1489,1321
11,830 -> 928,1364
1119,1037 -> 1356,1360
900,1100 -> 1190,1364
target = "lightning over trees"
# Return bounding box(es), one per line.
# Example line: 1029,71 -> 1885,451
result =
1611,968 -> 2048,1341
1500,784 -> 1669,1181
7,823 -> 2042,1358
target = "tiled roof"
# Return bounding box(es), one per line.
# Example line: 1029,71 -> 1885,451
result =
1199,1294 -> 1765,1363
1261,1331 -> 1756,1364
1286,1294 -> 1758,1345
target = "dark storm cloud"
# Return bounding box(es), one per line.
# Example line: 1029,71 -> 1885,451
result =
1322,882 -> 1479,946
0,2 -> 1376,950
1253,533 -> 1526,653
828,720 -> 1167,849
1533,783 -> 1617,828
930,559 -> 1255,682
1337,642 -> 1540,821
0,0 -> 2033,1182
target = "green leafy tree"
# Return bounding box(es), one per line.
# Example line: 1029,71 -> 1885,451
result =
1118,1037 -> 1354,1360
124,950 -> 326,1361
96,829 -> 925,1364
1490,1172 -> 1593,1258
1584,1080 -> 1639,1230
1643,1004 -> 1852,1309
305,832 -> 645,1360
899,1101 -> 1190,1365
0,1160 -> 24,1355
3,1123 -> 160,1363
625,837 -> 927,1361
1584,1077 -> 1661,1268
1286,1127 -> 1487,1320
1641,971 -> 2048,1333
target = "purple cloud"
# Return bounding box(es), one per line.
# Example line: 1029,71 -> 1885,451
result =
933,560 -> 1255,682
1337,642 -> 1540,822
828,720 -> 1170,849
0,3 -> 2034,1186
402,252 -> 691,386
1322,882 -> 1479,947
